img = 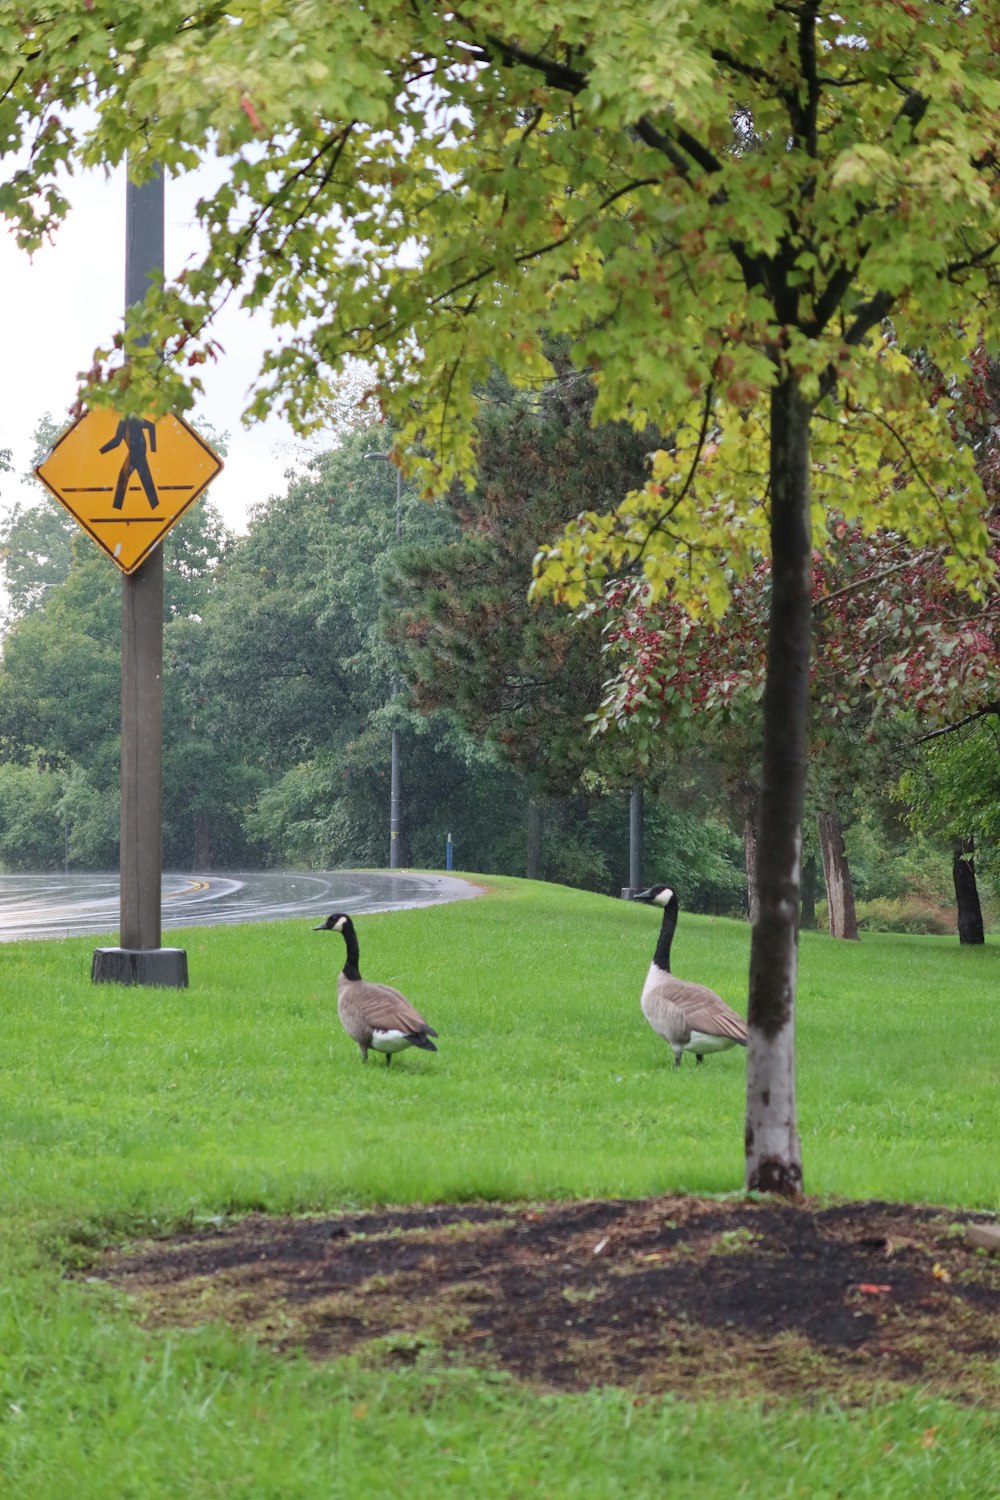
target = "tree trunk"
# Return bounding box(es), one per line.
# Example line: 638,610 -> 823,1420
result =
742,808 -> 759,925
818,809 -> 860,941
745,376 -> 810,1199
953,836 -> 985,945
526,799 -> 544,881
732,777 -> 759,921
800,854 -> 817,930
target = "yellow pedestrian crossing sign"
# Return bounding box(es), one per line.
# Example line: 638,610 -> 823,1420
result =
34,409 -> 224,574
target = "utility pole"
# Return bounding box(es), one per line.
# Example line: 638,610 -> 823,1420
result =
92,166 -> 187,987
364,450 -> 404,870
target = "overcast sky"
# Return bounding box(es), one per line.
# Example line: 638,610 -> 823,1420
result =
2,162 -> 309,534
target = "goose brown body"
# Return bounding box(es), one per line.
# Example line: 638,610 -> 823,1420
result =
632,885 -> 748,1067
314,913 -> 438,1065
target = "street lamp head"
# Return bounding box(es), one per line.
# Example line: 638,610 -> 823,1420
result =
363,451 -> 391,462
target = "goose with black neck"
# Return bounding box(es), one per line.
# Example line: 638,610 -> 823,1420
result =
631,884 -> 747,1067
314,912 -> 438,1066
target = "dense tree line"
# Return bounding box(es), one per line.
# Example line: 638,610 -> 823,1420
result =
0,408 -> 739,898
1,388 -> 994,931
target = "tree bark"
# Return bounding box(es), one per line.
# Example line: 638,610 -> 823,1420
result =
818,808 -> 860,941
526,799 -> 544,881
745,376 -> 809,1199
953,836 -> 985,945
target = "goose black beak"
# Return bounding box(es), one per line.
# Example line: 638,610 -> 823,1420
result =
631,888 -> 656,903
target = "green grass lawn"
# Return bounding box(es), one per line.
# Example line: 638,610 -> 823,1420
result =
0,875 -> 997,1496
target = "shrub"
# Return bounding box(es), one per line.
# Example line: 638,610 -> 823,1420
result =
0,763 -> 66,870
854,896 -> 956,936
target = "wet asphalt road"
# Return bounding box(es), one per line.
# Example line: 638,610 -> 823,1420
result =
0,871 -> 483,942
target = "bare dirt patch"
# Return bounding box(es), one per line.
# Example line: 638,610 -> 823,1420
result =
89,1196 -> 1000,1404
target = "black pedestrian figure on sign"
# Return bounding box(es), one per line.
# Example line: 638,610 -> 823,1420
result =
100,416 -> 159,510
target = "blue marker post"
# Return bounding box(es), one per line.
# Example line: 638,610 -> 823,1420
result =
446,832 -> 454,871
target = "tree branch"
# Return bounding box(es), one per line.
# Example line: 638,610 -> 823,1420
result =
816,289 -> 895,402
275,127 -> 355,257
670,125 -> 725,178
234,127 -> 355,267
476,31 -> 724,179
630,117 -> 700,179
915,702 -> 1000,744
430,176 -> 660,306
478,33 -> 587,94
890,86 -> 929,139
630,382 -> 717,565
797,2 -> 821,157
0,65 -> 26,107
841,289 -> 896,347
709,48 -> 782,90
340,174 -> 659,353
813,549 -> 944,615
946,237 -> 1000,279
807,263 -> 860,338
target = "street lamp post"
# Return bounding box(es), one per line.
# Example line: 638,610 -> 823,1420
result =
364,451 -> 403,870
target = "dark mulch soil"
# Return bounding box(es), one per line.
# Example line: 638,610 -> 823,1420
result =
89,1196 -> 1000,1404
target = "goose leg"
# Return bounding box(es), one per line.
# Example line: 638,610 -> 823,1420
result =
695,1054 -> 704,1066
385,1052 -> 392,1068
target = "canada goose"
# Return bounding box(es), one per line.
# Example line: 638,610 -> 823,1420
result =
631,884 -> 748,1067
314,912 -> 438,1066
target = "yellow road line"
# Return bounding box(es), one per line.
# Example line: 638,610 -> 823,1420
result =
164,879 -> 210,901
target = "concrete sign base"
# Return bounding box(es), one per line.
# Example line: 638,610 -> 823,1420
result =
92,947 -> 189,988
